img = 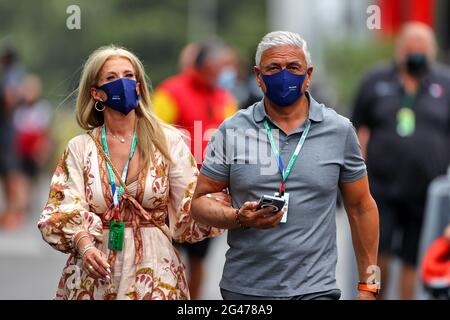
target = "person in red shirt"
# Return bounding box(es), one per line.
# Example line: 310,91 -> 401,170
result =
153,40 -> 237,167
152,40 -> 238,299
12,74 -> 52,224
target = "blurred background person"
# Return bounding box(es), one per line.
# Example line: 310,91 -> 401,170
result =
351,21 -> 450,300
153,40 -> 237,160
178,42 -> 200,73
152,39 -> 238,299
0,43 -> 26,230
11,74 -> 52,228
214,46 -> 264,110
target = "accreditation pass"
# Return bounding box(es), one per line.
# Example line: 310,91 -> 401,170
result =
274,192 -> 289,223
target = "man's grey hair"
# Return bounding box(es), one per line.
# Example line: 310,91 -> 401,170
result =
255,31 -> 312,68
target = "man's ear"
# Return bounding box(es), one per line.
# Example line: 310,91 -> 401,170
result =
307,66 -> 314,78
306,67 -> 314,88
302,67 -> 314,92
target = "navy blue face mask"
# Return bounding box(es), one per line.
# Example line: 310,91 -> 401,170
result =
405,53 -> 429,78
261,69 -> 307,107
96,78 -> 140,115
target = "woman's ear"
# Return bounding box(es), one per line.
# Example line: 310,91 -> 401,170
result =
136,82 -> 141,96
90,87 -> 106,101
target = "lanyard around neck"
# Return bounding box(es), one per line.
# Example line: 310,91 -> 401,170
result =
263,119 -> 311,195
101,126 -> 137,213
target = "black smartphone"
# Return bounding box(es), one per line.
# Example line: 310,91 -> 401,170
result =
256,195 -> 285,214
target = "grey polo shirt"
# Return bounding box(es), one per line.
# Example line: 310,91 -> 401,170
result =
201,93 -> 367,297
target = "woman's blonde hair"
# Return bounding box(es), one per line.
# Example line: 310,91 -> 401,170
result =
75,45 -> 171,164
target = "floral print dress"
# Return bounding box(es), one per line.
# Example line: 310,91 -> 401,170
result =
38,126 -> 222,300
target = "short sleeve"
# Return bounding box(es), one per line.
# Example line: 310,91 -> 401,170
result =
339,122 -> 367,183
200,125 -> 230,182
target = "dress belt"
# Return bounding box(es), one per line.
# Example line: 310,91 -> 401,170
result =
102,220 -> 162,228
101,193 -> 170,265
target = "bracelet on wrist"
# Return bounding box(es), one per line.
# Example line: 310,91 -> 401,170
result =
234,208 -> 249,229
74,234 -> 91,251
234,208 -> 242,228
358,281 -> 381,296
79,244 -> 96,259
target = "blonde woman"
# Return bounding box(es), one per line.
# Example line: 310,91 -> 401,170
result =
38,46 -> 225,300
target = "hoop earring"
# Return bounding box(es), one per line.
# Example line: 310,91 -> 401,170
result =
94,100 -> 105,112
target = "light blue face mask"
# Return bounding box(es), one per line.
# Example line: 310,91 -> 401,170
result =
216,67 -> 238,90
97,78 -> 140,115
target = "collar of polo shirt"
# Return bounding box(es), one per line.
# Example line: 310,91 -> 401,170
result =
253,91 -> 324,124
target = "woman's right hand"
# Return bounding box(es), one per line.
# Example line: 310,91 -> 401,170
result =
207,188 -> 232,207
82,247 -> 111,280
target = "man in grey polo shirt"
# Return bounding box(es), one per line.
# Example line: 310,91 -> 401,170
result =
191,31 -> 380,300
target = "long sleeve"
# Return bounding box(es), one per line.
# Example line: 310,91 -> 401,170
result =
166,129 -> 223,243
37,136 -> 103,254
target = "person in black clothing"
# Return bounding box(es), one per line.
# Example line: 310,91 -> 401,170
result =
351,22 -> 450,300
